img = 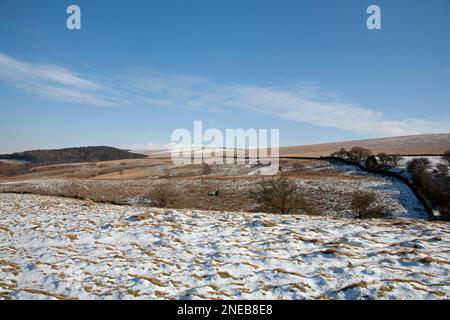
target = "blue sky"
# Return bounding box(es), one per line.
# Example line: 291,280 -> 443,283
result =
0,0 -> 449,153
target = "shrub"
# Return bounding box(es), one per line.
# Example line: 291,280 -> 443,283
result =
406,158 -> 430,173
149,184 -> 174,208
347,147 -> 372,163
365,156 -> 378,169
406,158 -> 439,201
410,169 -> 443,204
377,153 -> 389,165
390,155 -> 403,167
331,147 -> 373,163
251,174 -> 310,214
410,168 -> 430,189
378,154 -> 402,168
350,191 -> 386,219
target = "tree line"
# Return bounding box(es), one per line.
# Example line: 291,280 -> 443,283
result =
0,146 -> 146,165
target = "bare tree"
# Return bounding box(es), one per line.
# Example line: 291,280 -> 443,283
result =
150,184 -> 175,208
347,147 -> 372,163
350,191 -> 385,219
251,174 -> 309,214
407,158 -> 431,173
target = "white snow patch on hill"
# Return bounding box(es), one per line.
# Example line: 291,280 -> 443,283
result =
0,194 -> 449,300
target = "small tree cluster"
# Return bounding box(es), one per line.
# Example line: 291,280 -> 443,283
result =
406,158 -> 444,204
407,158 -> 431,191
406,156 -> 450,221
377,153 -> 402,167
406,158 -> 431,174
331,147 -> 372,163
365,156 -> 378,169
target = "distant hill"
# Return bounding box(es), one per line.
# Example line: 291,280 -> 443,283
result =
279,134 -> 450,157
0,146 -> 147,165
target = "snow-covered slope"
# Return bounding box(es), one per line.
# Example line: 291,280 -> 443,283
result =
0,193 -> 449,300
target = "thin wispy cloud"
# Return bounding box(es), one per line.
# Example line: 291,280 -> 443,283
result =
1,53 -> 449,137
0,53 -> 113,107
118,69 -> 450,137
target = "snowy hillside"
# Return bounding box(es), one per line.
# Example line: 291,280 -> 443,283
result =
0,193 -> 449,300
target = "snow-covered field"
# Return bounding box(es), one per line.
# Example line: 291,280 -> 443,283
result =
0,193 -> 449,300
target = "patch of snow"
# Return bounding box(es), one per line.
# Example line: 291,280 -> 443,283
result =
0,193 -> 448,300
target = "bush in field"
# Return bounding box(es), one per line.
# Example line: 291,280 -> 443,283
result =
390,155 -> 403,167
251,174 -> 310,214
406,158 -> 434,196
409,167 -> 432,190
350,191 -> 386,219
365,156 -> 378,169
149,184 -> 175,208
378,153 -> 402,168
436,163 -> 448,177
407,158 -> 431,173
409,167 -> 443,205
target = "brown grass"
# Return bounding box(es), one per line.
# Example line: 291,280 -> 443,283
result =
337,281 -> 369,292
129,274 -> 166,287
217,271 -> 235,279
20,288 -> 77,300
